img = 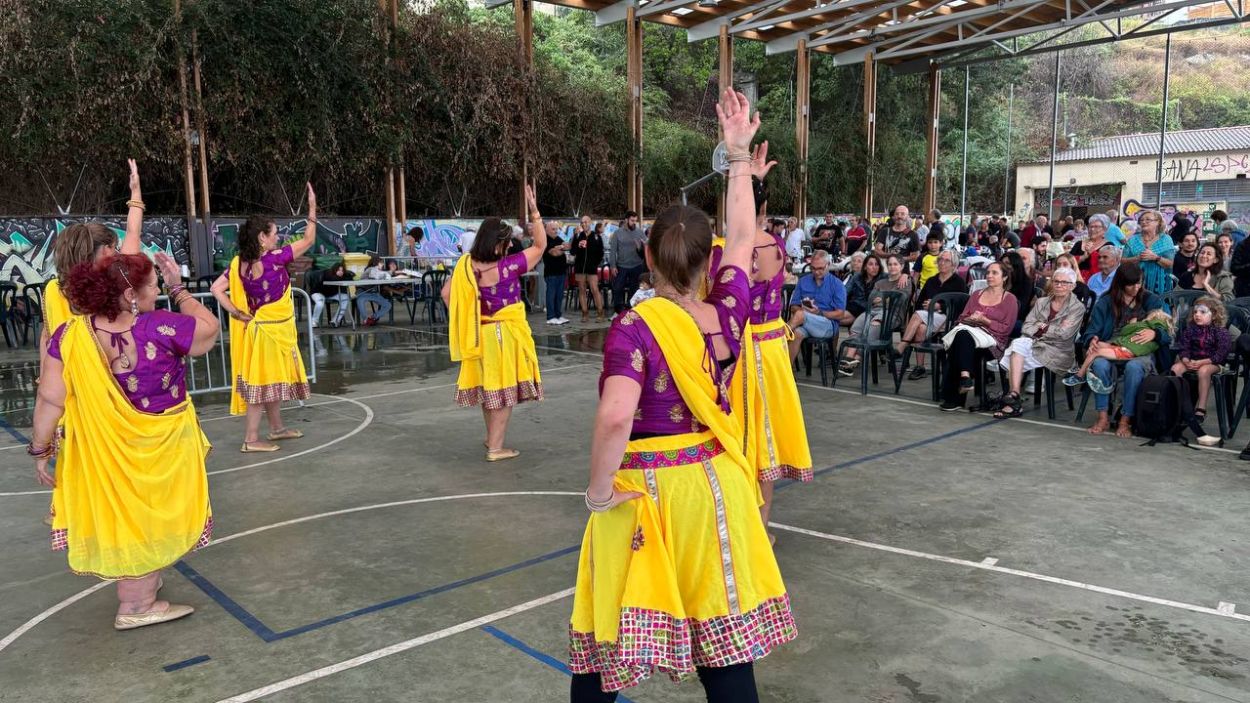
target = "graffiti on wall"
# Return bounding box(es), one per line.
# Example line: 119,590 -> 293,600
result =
396,219 -> 624,259
1158,154 -> 1250,182
1121,199 -> 1222,235
0,217 -> 189,286
212,218 -> 381,269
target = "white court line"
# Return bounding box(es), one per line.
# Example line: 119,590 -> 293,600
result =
0,491 -> 581,657
214,588 -> 576,703
771,521 -> 1250,624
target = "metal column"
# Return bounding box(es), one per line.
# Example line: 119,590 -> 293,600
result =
960,65 -> 970,225
516,0 -> 534,223
1004,84 -> 1013,216
627,6 -> 644,216
1046,51 -> 1062,222
1155,33 -> 1173,208
861,52 -> 878,220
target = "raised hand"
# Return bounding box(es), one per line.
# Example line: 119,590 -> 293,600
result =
128,159 -> 141,196
154,252 -> 182,287
715,88 -> 760,154
749,141 -> 777,181
524,183 -> 539,217
306,183 -> 317,222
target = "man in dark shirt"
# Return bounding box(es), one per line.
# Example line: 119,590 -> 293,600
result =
542,221 -> 571,324
811,212 -> 842,254
873,204 -> 921,273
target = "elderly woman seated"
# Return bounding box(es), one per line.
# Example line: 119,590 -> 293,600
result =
897,249 -> 967,380
992,266 -> 1087,418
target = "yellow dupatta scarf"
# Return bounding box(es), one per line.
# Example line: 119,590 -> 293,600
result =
227,256 -> 297,415
43,278 -> 73,334
448,254 -> 482,362
633,298 -> 750,479
58,317 -> 211,578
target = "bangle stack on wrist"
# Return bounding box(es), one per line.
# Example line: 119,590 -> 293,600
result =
584,489 -> 614,513
126,199 -> 145,211
167,284 -> 194,308
26,441 -> 55,460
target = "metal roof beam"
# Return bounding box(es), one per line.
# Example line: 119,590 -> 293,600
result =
865,0 -> 1220,62
687,0 -> 791,40
735,0 -> 892,33
595,0 -> 639,27
483,0 -> 513,8
637,0 -> 698,18
810,0 -> 1052,48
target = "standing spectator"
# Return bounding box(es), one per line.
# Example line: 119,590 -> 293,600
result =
1169,212 -> 1193,244
543,221 -> 571,325
1073,215 -> 1112,281
785,219 -> 806,261
845,216 -> 870,255
938,261 -> 1019,411
1105,209 -> 1126,245
811,212 -> 840,253
397,227 -> 424,268
1122,209 -> 1176,295
1220,219 -> 1247,246
786,251 -> 847,361
1020,213 -> 1053,248
311,261 -> 354,328
572,218 -> 606,322
1088,247 -> 1119,299
785,216 -> 806,251
459,227 -> 477,255
926,209 -> 946,245
873,205 -> 920,273
1077,262 -> 1170,438
1217,231 -> 1235,272
610,210 -> 646,314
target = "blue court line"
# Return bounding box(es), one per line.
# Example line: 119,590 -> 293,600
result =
482,626 -> 636,703
177,544 -> 580,643
0,417 -> 29,444
163,655 -> 211,672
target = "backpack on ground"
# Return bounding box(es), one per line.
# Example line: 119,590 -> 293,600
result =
1132,374 -> 1196,445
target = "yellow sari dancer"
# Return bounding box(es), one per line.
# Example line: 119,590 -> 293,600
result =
212,185 -> 318,452
32,253 -> 220,630
570,89 -> 795,703
443,186 -> 548,462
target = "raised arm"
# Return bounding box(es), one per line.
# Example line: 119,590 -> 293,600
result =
290,183 -> 318,259
522,184 -> 548,270
716,89 -> 771,275
155,252 -> 220,355
121,159 -> 144,256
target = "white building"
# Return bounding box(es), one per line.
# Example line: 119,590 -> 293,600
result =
1014,125 -> 1250,225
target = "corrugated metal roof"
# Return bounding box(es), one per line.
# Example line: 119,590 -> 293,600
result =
1030,126 -> 1250,163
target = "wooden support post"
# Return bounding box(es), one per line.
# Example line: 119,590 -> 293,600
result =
627,6 -> 644,217
516,0 -> 534,223
192,29 -> 211,227
397,167 -> 407,241
717,23 -> 733,227
861,52 -> 877,221
795,39 -> 811,223
922,63 -> 942,218
174,0 -> 197,226
385,169 -> 396,256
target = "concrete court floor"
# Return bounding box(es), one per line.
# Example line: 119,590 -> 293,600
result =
0,318 -> 1248,703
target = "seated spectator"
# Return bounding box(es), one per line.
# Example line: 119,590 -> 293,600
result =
840,254 -> 913,375
357,254 -> 394,326
1170,297 -> 1232,446
994,267 -> 1086,418
842,253 -> 883,321
1179,243 -> 1234,302
898,249 -> 966,380
787,251 -> 847,361
1173,230 -> 1200,285
1047,253 -> 1094,301
1232,226 -> 1250,297
1089,247 -> 1119,298
1071,262 -> 1171,437
835,251 -> 866,281
629,272 -> 655,307
311,261 -> 353,328
1002,251 -> 1035,335
397,227 -> 424,267
938,261 -> 1019,411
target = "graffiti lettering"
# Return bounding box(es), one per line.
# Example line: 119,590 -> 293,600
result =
1158,153 -> 1250,182
0,217 -> 189,286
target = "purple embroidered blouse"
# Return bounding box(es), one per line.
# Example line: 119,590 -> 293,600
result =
709,235 -> 787,324
475,252 -> 529,316
227,245 -> 294,312
48,310 -> 197,413
601,265 -> 750,437
1175,323 -> 1232,364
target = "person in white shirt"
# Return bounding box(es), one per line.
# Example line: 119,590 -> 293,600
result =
458,227 -> 477,254
784,217 -> 806,261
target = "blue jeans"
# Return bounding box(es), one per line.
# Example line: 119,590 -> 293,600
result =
1091,355 -> 1154,415
797,311 -> 836,340
545,275 -> 567,319
356,291 -> 392,321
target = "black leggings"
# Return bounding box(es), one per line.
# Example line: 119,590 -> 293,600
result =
571,663 -> 759,703
942,329 -> 979,404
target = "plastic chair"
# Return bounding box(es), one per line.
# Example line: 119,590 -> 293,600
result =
23,282 -> 46,342
422,270 -> 450,325
0,282 -> 18,348
898,291 -> 969,400
1208,304 -> 1250,439
833,289 -> 908,395
966,264 -> 987,284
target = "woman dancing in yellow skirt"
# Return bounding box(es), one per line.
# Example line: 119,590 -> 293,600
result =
442,185 -> 547,462
211,184 -> 317,452
32,253 -> 219,630
709,163 -> 814,545
569,89 -> 795,702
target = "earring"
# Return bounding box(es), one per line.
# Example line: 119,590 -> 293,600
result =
131,298 -> 139,316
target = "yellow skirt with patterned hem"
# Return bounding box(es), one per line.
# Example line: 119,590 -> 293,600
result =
568,430 -> 796,692
455,309 -> 543,410
232,315 -> 309,411
736,318 -> 814,483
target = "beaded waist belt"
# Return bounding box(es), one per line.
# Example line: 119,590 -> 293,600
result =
620,437 -> 724,470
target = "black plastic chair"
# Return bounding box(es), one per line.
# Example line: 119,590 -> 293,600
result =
1163,289 -> 1205,333
23,282 -> 47,343
798,333 -> 839,387
833,289 -> 908,395
0,282 -> 18,348
422,270 -> 450,325
898,291 -> 969,400
1205,304 -> 1250,439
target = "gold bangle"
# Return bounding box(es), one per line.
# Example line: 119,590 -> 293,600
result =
126,199 -> 145,211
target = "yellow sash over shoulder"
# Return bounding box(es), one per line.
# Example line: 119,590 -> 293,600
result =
56,317 -> 212,579
227,257 -> 308,415
448,254 -> 481,362
43,278 -> 72,335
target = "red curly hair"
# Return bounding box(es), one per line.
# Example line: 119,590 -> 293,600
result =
63,254 -> 154,321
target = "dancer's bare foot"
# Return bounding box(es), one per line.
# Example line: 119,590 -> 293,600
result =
1088,416 -> 1111,435
1115,416 -> 1133,438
